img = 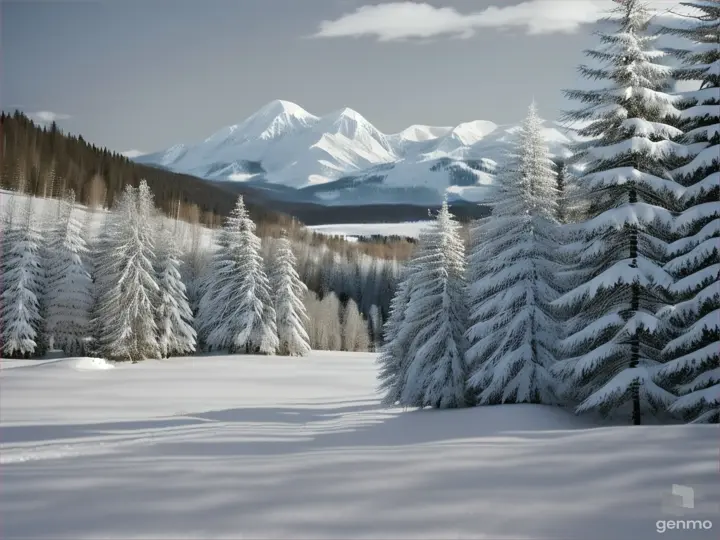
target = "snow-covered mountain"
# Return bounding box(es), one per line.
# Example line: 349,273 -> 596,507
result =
137,99 -> 575,206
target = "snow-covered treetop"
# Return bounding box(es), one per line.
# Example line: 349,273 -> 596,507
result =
564,0 -> 680,144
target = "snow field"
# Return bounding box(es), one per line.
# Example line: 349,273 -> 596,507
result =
1,352 -> 718,540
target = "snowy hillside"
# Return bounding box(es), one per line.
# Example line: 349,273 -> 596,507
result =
137,100 -> 575,206
1,353 -> 717,539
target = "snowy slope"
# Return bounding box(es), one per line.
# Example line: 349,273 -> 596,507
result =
137,100 -> 576,206
1,352 -> 718,539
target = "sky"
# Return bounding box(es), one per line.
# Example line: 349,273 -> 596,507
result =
2,0 -> 689,155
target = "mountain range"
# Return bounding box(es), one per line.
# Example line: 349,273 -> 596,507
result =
136,100 -> 575,206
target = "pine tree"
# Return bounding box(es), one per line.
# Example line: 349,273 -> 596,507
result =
1,198 -> 44,358
376,263 -> 416,405
94,182 -> 160,361
399,201 -> 468,409
198,196 -> 278,354
465,102 -> 562,406
554,0 -> 684,423
155,223 -> 197,358
44,190 -> 93,355
658,0 -> 720,423
270,232 -> 311,356
556,160 -> 569,224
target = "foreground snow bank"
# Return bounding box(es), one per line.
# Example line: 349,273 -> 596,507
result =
1,352 -> 717,539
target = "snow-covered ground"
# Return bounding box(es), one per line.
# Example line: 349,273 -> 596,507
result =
308,221 -> 432,239
1,352 -> 717,539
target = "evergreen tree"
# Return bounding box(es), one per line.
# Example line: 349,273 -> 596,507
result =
553,0 -> 683,423
270,231 -> 311,356
1,198 -> 44,358
465,102 -> 562,405
556,160 -> 569,224
399,201 -> 468,409
44,190 -> 93,355
658,0 -> 720,423
94,182 -> 160,361
376,263 -> 416,405
198,196 -> 278,354
155,223 -> 197,358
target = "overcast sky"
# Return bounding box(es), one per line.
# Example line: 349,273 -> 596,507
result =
2,0 -> 686,155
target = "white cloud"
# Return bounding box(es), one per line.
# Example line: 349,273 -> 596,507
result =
28,110 -> 71,124
120,149 -> 146,158
311,1 -> 689,41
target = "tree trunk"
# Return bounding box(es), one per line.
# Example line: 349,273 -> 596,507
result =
629,216 -> 641,425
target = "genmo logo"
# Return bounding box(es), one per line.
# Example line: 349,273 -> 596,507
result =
656,519 -> 713,534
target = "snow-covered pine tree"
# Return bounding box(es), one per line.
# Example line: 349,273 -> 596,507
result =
155,223 -> 197,358
198,196 -> 278,354
230,197 -> 278,354
376,262 -> 416,405
197,198 -> 244,351
1,198 -> 44,358
399,200 -> 468,409
270,231 -> 311,356
556,160 -> 569,224
553,0 -> 685,424
657,0 -> 720,423
88,211 -> 114,353
44,190 -> 93,355
93,182 -> 161,361
465,102 -> 562,406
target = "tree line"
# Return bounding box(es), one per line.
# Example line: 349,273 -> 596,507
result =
1,183 -> 397,361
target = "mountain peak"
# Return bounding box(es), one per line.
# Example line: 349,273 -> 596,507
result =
256,99 -> 313,118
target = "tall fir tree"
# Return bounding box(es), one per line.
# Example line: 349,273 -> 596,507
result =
465,102 -> 562,405
270,231 -> 311,356
1,198 -> 44,358
556,160 -> 569,224
44,190 -> 93,355
376,262 -> 417,406
155,223 -> 197,358
198,196 -> 278,354
553,0 -> 685,424
658,0 -> 720,423
94,182 -> 160,361
398,201 -> 468,409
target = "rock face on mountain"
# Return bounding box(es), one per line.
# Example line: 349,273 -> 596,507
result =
137,99 -> 574,206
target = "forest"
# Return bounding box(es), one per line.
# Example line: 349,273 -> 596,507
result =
1,0 -> 717,427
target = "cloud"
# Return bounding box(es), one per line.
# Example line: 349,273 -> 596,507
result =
310,1 -> 688,41
28,110 -> 71,124
120,149 -> 146,158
